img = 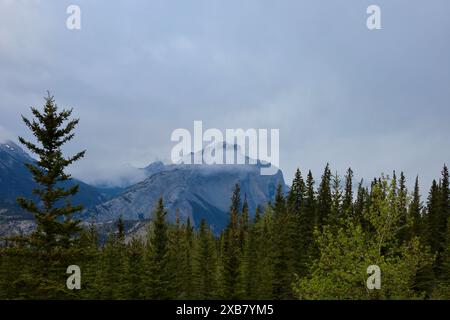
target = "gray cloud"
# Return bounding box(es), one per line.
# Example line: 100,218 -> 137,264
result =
0,0 -> 449,190
0,125 -> 15,143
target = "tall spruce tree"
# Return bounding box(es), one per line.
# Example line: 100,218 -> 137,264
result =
167,214 -> 187,298
330,171 -> 342,225
304,170 -> 316,226
241,208 -> 261,298
426,180 -> 441,253
17,93 -> 85,250
221,184 -> 242,299
316,163 -> 332,227
194,219 -> 218,299
255,206 -> 275,299
183,217 -> 195,299
146,197 -> 171,299
93,232 -> 127,299
342,168 -> 354,217
125,237 -> 146,299
436,220 -> 450,298
287,169 -> 311,277
397,172 -> 409,242
287,168 -> 305,214
272,184 -> 295,299
409,176 -> 423,238
239,196 -> 250,250
435,165 -> 450,273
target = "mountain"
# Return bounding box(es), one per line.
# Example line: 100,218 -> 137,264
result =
85,160 -> 286,233
1,140 -> 288,235
0,140 -> 113,222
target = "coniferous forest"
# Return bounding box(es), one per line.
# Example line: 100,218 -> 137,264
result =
0,96 -> 449,300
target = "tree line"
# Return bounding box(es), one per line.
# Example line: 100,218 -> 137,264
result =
0,94 -> 448,299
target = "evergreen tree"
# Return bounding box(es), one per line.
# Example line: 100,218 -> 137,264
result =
354,179 -> 366,226
287,169 -> 311,277
426,180 -> 441,253
7,93 -> 87,298
93,234 -> 127,299
409,176 -> 423,238
78,224 -> 99,299
239,196 -> 250,250
194,219 -> 218,299
241,209 -> 261,298
397,172 -> 409,242
430,165 -> 450,275
145,197 -> 171,299
254,206 -> 275,299
167,214 -> 187,298
304,170 -> 316,229
272,184 -> 295,299
330,171 -> 342,224
17,93 -> 85,250
221,184 -> 242,299
183,217 -> 195,299
434,220 -> 450,298
287,168 -> 306,215
342,168 -> 354,217
439,166 -> 450,248
304,170 -> 318,259
125,237 -> 146,299
316,163 -> 332,227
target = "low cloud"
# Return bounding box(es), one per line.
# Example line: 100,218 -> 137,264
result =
0,126 -> 15,144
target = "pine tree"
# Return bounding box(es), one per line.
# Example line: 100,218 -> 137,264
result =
330,171 -> 342,225
125,237 -> 146,299
167,214 -> 187,298
194,219 -> 218,299
426,180 -> 441,253
434,165 -> 450,274
287,168 -> 311,277
254,206 -> 275,299
239,196 -> 250,250
9,93 -> 87,299
145,197 -> 171,299
93,233 -> 127,299
304,170 -> 316,226
78,224 -> 99,299
434,220 -> 450,298
183,217 -> 195,299
397,172 -> 409,242
304,170 -> 318,259
316,163 -> 332,227
409,176 -> 423,238
272,184 -> 295,299
342,168 -> 354,217
287,168 -> 306,215
17,93 -> 85,250
241,208 -> 261,298
354,179 -> 366,226
221,184 -> 242,299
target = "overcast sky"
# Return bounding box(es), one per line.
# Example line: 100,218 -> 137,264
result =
1,0 -> 449,190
